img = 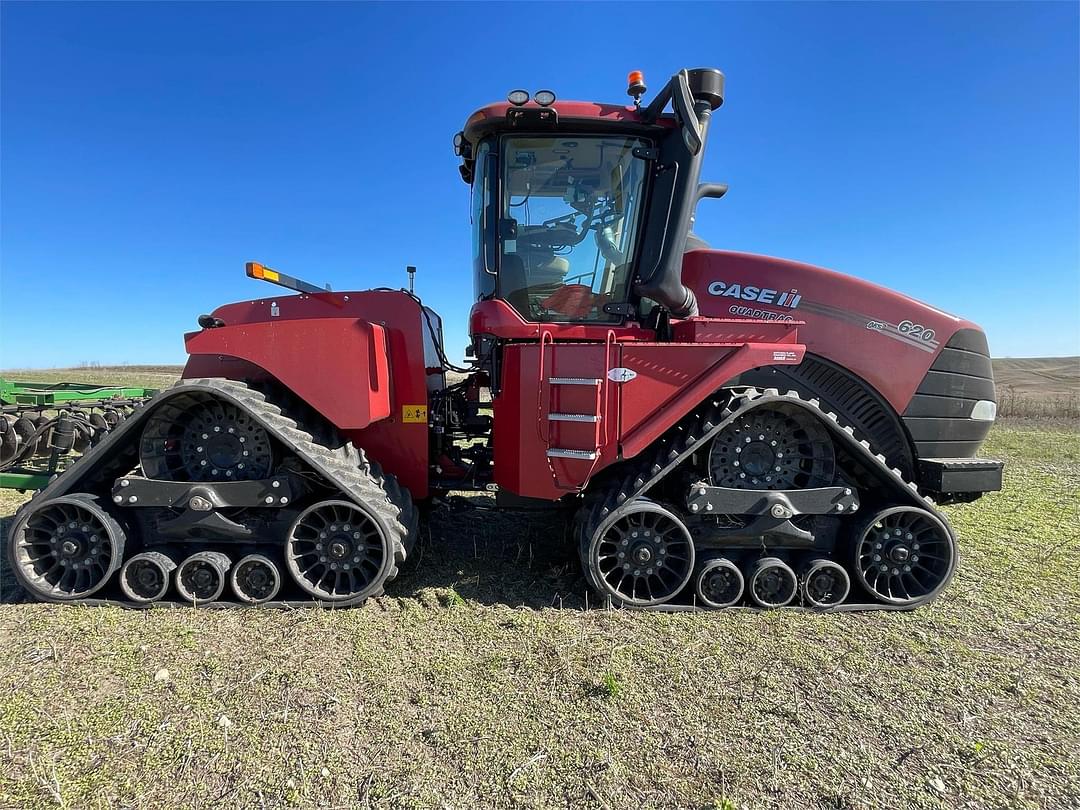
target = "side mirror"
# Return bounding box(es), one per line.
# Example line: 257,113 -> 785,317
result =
695,183 -> 729,203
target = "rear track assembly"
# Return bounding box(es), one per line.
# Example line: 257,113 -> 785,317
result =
7,379 -> 417,607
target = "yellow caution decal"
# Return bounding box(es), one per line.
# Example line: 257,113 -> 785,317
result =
402,405 -> 428,424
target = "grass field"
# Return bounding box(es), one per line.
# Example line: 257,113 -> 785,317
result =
0,368 -> 1078,809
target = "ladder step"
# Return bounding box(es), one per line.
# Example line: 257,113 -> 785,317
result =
549,413 -> 600,423
548,377 -> 601,386
546,448 -> 599,460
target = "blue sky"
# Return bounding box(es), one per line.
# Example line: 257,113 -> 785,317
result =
2,1 -> 1078,367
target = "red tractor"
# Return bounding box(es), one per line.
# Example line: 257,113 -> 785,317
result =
8,68 -> 1002,610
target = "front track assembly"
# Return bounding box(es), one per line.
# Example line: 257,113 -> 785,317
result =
7,379 -> 417,607
578,388 -> 958,612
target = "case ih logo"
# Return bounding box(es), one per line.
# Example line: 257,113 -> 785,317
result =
707,281 -> 802,309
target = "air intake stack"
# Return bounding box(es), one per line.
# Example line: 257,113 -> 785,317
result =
634,68 -> 725,318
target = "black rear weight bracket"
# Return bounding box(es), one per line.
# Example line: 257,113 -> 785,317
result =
111,474 -> 297,510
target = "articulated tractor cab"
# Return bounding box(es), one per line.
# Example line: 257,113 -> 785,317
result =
9,68 -> 1002,612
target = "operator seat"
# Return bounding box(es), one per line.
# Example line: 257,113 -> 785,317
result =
499,253 -> 532,316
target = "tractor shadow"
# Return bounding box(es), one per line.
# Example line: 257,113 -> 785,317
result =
0,501 -> 591,609
388,499 -> 589,609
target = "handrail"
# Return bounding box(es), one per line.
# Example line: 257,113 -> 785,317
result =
535,330 -> 554,444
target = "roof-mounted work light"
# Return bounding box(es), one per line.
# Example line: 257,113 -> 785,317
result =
507,89 -> 530,106
533,89 -> 556,107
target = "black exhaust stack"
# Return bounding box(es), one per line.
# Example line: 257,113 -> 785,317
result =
634,68 -> 725,318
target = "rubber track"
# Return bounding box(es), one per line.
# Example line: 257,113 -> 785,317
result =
7,378 -> 418,607
576,386 -> 958,612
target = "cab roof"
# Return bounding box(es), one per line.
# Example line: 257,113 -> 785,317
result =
462,100 -> 675,144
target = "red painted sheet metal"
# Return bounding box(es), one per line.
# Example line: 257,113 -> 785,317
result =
185,318 -> 390,429
682,250 -> 983,412
494,341 -> 621,501
183,289 -> 431,498
670,318 -> 801,344
463,101 -> 675,142
618,342 -> 805,459
494,338 -> 804,500
469,299 -> 652,342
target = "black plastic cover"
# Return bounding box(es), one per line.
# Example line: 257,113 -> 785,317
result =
902,328 -> 996,461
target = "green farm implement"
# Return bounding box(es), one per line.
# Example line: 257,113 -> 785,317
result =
1,378 -> 159,490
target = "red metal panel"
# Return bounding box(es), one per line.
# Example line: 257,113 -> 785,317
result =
494,341 -> 620,500
494,336 -> 806,499
183,289 -> 431,498
185,318 -> 390,428
617,342 -> 805,459
469,298 -> 652,343
682,250 -> 983,412
463,101 -> 676,142
670,318 -> 801,344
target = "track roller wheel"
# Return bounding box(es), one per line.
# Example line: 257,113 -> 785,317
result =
695,557 -> 745,608
230,553 -> 282,604
853,506 -> 956,605
583,499 -> 695,607
119,552 -> 176,603
285,500 -> 395,605
8,494 -> 125,601
747,556 -> 798,608
801,559 -> 850,608
175,551 -> 230,604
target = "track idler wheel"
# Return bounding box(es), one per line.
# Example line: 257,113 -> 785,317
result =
285,500 -> 393,604
583,499 -> 695,607
747,556 -> 798,608
8,494 -> 126,600
853,506 -> 957,606
119,552 -> 176,603
801,559 -> 850,609
695,557 -> 744,608
175,551 -> 231,604
230,553 -> 282,604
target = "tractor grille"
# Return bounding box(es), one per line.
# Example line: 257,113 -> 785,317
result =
902,328 -> 995,460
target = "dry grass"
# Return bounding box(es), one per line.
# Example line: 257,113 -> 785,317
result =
0,366 -> 184,389
0,421 -> 1078,809
994,357 -> 1079,424
992,357 -> 1079,399
996,386 -> 1080,423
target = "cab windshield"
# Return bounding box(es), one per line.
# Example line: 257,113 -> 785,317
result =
498,135 -> 649,322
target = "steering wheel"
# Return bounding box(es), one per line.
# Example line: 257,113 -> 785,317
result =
521,222 -> 583,249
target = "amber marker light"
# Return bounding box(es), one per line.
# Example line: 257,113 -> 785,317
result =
627,70 -> 647,105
